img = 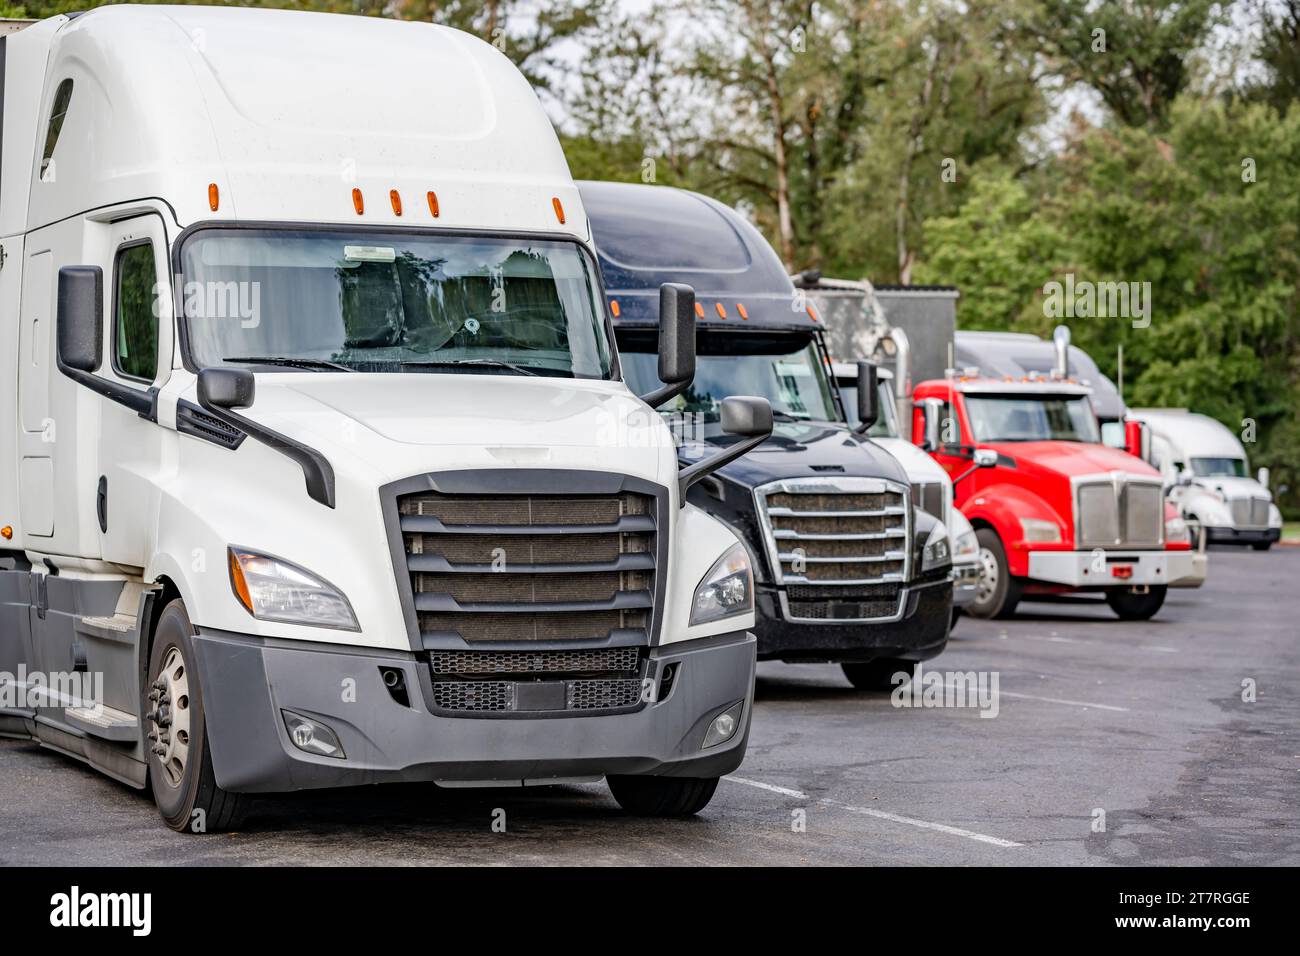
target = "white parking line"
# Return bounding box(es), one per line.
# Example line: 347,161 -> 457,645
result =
993,689 -> 1130,712
725,776 -> 1023,848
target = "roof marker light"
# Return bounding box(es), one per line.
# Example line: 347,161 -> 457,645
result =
695,302 -> 705,319
807,305 -> 819,322
737,303 -> 749,320
610,299 -> 620,317
208,183 -> 219,212
390,189 -> 402,216
427,191 -> 440,217
352,188 -> 365,215
715,303 -> 728,319
552,197 -> 566,225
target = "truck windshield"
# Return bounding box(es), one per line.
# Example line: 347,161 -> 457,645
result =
965,394 -> 1100,443
620,331 -> 838,423
180,229 -> 612,378
1190,457 -> 1247,478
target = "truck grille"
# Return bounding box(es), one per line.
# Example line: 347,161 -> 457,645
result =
785,583 -> 902,621
755,477 -> 910,620
1075,476 -> 1164,548
398,490 -> 657,644
426,647 -> 645,715
1229,496 -> 1270,528
910,480 -> 948,523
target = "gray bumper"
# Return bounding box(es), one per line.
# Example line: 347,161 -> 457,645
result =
951,560 -> 980,608
190,629 -> 756,794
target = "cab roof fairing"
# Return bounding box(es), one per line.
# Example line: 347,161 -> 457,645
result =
578,180 -> 819,331
22,6 -> 586,236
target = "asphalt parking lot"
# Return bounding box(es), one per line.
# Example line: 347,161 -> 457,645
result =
2,547 -> 1297,866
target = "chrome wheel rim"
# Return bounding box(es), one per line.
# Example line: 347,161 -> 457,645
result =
976,546 -> 999,606
148,646 -> 192,789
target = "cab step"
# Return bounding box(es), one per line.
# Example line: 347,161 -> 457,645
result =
64,704 -> 139,742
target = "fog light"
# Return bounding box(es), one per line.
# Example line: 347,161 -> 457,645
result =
702,702 -> 744,749
282,710 -> 345,759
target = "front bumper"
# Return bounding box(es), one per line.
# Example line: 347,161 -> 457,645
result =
1026,550 -> 1203,589
951,559 -> 980,608
190,629 -> 756,794
752,577 -> 951,663
1204,526 -> 1281,546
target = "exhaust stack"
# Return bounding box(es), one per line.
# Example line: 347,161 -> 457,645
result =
1052,325 -> 1071,380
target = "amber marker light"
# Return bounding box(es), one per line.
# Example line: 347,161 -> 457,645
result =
390,189 -> 402,216
737,303 -> 749,320
695,302 -> 705,319
807,305 -> 819,322
715,303 -> 728,319
610,299 -> 620,317
427,191 -> 440,217
0,526 -> 12,540
352,188 -> 365,215
229,548 -> 253,614
208,183 -> 220,212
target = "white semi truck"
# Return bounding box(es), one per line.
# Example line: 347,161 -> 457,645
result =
0,7 -> 773,831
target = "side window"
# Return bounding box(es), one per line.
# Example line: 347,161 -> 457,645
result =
114,243 -> 159,382
41,78 -> 74,180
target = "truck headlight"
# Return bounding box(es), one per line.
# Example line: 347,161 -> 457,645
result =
950,513 -> 978,561
1019,517 -> 1061,543
922,522 -> 951,572
229,547 -> 359,630
690,543 -> 753,625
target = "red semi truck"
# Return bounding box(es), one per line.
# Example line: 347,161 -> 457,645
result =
909,342 -> 1202,621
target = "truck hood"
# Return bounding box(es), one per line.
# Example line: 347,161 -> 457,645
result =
873,436 -> 950,485
217,373 -> 673,487
1193,475 -> 1271,500
986,440 -> 1159,479
681,421 -> 910,490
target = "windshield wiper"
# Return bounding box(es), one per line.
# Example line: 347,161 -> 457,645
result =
771,411 -> 810,423
401,359 -> 540,377
225,356 -> 356,372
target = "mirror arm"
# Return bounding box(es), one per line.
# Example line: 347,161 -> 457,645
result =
197,391 -> 337,509
56,357 -> 158,420
678,433 -> 769,504
951,463 -> 982,487
639,379 -> 690,410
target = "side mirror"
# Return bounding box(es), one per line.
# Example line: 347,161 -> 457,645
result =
57,265 -> 103,373
678,396 -> 774,501
1124,419 -> 1150,462
721,395 -> 774,437
1257,466 -> 1270,489
198,367 -> 255,410
638,282 -> 696,408
973,448 -> 998,468
854,360 -> 878,432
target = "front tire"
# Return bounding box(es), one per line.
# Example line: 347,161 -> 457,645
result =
146,599 -> 247,833
842,658 -> 916,691
969,528 -> 1022,619
608,775 -> 719,816
1105,585 -> 1167,621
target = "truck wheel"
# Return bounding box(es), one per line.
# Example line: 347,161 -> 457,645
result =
146,599 -> 247,833
841,658 -> 916,691
1251,541 -> 1272,551
1105,586 -> 1167,621
969,528 -> 1022,619
608,775 -> 719,816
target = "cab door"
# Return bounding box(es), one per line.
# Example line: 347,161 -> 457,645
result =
97,214 -> 175,568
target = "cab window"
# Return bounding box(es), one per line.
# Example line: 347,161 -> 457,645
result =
114,243 -> 159,382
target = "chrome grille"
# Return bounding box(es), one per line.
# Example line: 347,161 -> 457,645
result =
910,481 -> 947,523
1229,496 -> 1270,528
1075,476 -> 1164,548
756,478 -> 910,620
399,491 -> 656,643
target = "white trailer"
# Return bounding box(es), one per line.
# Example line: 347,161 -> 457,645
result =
0,6 -> 771,831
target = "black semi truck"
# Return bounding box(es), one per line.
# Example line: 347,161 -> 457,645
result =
579,181 -> 952,689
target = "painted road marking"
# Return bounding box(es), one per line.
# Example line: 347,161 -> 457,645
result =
725,776 -> 1023,848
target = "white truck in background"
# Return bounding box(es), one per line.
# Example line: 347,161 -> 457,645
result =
1130,409 -> 1283,550
0,7 -> 773,831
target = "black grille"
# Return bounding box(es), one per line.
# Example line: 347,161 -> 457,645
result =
176,401 -> 246,449
430,647 -> 641,675
398,491 -> 657,643
786,583 -> 902,621
426,647 -> 645,715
